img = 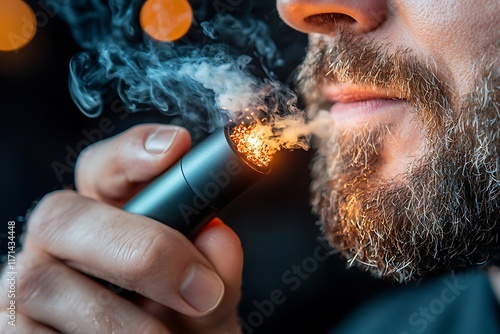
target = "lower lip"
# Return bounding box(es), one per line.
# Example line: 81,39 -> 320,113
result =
329,98 -> 406,125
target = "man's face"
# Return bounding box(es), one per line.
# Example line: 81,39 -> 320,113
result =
277,0 -> 500,281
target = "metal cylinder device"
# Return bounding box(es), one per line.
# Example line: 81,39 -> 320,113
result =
123,125 -> 271,238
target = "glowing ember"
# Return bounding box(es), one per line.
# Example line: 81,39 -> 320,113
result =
228,109 -> 324,168
230,123 -> 273,168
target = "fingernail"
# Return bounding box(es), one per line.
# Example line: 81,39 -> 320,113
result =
145,127 -> 179,155
180,264 -> 225,314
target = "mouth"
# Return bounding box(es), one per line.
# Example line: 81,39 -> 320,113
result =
321,83 -> 409,126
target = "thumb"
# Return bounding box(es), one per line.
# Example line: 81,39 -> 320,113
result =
76,124 -> 191,206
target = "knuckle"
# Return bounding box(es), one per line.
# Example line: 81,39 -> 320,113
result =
117,228 -> 179,289
28,190 -> 77,231
112,132 -> 157,183
76,140 -> 98,166
111,138 -> 131,169
75,143 -> 98,188
26,190 -> 80,243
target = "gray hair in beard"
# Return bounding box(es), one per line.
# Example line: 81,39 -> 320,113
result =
298,34 -> 500,282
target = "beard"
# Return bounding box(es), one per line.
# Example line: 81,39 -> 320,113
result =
297,34 -> 500,282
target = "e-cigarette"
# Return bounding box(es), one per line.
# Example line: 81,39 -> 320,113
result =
123,123 -> 271,238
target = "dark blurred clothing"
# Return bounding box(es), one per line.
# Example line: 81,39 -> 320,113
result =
331,270 -> 500,334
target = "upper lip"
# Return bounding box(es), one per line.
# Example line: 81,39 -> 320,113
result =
321,83 -> 405,104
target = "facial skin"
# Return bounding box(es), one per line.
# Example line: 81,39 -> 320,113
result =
277,0 -> 500,281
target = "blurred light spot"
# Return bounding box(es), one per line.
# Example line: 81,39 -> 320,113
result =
0,0 -> 37,52
140,0 -> 193,42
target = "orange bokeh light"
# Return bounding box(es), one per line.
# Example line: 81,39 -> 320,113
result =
0,0 -> 37,52
140,0 -> 193,42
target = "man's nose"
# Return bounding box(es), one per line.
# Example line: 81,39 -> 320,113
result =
276,0 -> 388,35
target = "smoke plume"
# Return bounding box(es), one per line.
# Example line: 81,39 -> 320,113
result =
48,0 -> 317,149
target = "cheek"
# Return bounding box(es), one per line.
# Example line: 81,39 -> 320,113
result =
396,0 -> 500,96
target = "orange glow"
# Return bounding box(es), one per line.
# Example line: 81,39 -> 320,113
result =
0,0 -> 37,52
140,0 -> 193,42
230,123 -> 274,168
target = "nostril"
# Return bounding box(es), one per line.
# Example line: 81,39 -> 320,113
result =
304,13 -> 357,30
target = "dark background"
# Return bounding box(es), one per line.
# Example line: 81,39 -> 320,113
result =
0,1 -> 399,333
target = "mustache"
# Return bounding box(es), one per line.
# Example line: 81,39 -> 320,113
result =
295,33 -> 452,130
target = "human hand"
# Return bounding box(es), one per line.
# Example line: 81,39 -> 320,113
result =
1,124 -> 244,333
